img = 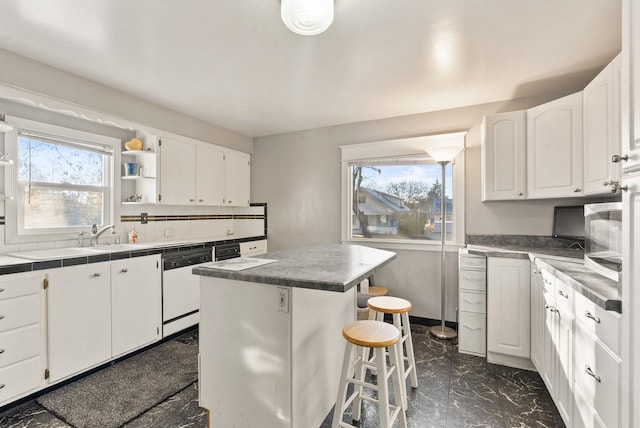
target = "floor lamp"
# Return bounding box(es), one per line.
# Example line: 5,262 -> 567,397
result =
425,145 -> 464,340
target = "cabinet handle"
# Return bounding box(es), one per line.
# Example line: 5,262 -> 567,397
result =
0,288 -> 4,292
228,200 -> 233,204
545,305 -> 558,314
93,273 -> 102,277
611,154 -> 629,163
573,188 -> 581,193
621,185 -> 630,192
0,384 -> 4,389
0,315 -> 4,320
584,310 -> 601,324
199,199 -> 204,202
120,268 -> 129,273
585,365 -> 601,383
518,192 -> 524,196
533,270 -> 540,275
0,349 -> 5,354
189,198 -> 195,202
557,290 -> 568,299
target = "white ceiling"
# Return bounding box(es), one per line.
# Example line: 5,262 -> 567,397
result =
0,1 -> 621,138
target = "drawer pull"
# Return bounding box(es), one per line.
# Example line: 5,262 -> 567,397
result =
585,310 -> 601,323
558,290 -> 568,299
120,268 -> 129,273
545,305 -> 558,314
0,288 -> 4,292
0,315 -> 4,320
0,349 -> 5,354
463,324 -> 481,331
0,384 -> 4,389
533,270 -> 540,275
93,273 -> 102,277
585,365 -> 601,383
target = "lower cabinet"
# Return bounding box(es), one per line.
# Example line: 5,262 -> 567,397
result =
458,250 -> 487,357
487,257 -> 532,369
111,255 -> 161,357
0,271 -> 46,405
47,263 -> 112,382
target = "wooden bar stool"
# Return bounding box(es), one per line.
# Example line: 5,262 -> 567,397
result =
367,296 -> 418,409
332,320 -> 407,428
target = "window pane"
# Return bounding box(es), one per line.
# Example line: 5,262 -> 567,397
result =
18,136 -> 104,186
351,163 -> 453,241
22,187 -> 104,229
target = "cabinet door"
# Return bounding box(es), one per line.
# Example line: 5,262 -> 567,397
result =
530,264 -> 543,372
527,92 -> 584,198
584,56 -> 621,195
196,145 -> 225,206
225,152 -> 250,206
487,257 -> 530,358
159,137 -> 196,205
111,255 -> 161,357
47,263 -> 111,382
541,291 -> 557,396
622,0 -> 640,173
554,306 -> 574,424
481,111 -> 527,200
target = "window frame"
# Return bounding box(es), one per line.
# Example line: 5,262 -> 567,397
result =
4,116 -> 118,244
340,133 -> 466,251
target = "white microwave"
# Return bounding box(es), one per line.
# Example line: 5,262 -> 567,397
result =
584,202 -> 622,282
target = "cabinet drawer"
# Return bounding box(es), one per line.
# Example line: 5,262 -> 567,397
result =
0,356 -> 42,405
574,292 -> 620,357
574,385 -> 606,428
540,270 -> 556,293
0,295 -> 40,333
554,279 -> 573,313
0,271 -> 42,300
459,255 -> 486,271
458,269 -> 486,291
0,324 -> 40,368
458,312 -> 486,356
239,240 -> 267,257
574,325 -> 621,428
459,291 -> 486,314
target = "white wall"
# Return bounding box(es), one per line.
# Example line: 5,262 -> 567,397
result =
251,93 -> 599,320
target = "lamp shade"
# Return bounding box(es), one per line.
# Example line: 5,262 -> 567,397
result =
425,145 -> 464,162
281,0 -> 334,35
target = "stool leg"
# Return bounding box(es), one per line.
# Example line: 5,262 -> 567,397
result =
332,342 -> 354,428
392,313 -> 408,409
352,345 -> 368,422
388,341 -> 408,428
402,312 -> 419,389
374,346 -> 391,428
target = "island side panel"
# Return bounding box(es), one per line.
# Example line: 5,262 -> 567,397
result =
291,285 -> 356,427
199,277 -> 292,428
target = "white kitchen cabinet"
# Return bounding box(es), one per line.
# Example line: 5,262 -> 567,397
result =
111,255 -> 162,358
0,271 -> 46,405
239,239 -> 268,257
458,251 -> 487,357
224,151 -> 250,206
584,55 -> 622,195
530,263 -> 543,372
487,257 -> 533,369
481,111 -> 527,200
159,136 -> 197,205
621,0 -> 640,174
159,136 -> 249,206
47,263 -> 112,382
196,144 -> 226,205
527,92 -> 584,198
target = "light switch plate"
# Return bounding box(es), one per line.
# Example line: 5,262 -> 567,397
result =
277,287 -> 289,313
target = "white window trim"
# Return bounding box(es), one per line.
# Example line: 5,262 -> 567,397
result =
340,133 -> 466,251
4,116 -> 119,244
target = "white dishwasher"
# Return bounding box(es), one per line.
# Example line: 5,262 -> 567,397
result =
162,247 -> 213,337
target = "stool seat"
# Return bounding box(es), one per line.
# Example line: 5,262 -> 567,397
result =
343,320 -> 400,348
360,286 -> 388,296
367,296 -> 412,313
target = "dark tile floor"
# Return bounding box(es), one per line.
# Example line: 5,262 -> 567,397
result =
0,325 -> 564,427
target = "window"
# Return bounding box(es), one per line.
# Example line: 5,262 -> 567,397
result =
341,133 -> 465,248
5,117 -> 117,243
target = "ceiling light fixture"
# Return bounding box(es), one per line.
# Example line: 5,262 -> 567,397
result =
281,0 -> 334,36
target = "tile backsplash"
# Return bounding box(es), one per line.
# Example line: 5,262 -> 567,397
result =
0,203 -> 267,255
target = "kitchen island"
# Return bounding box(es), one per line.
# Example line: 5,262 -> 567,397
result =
193,244 -> 396,428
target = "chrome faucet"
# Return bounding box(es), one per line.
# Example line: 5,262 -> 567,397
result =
90,224 -> 115,246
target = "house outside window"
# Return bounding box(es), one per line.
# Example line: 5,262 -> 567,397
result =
4,116 -> 117,243
341,133 -> 465,249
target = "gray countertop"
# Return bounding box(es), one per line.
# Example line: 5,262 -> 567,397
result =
193,243 -> 396,292
465,244 -> 620,313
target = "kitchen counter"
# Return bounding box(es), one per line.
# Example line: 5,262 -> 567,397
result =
195,243 -> 397,428
193,243 -> 396,292
466,244 -> 620,313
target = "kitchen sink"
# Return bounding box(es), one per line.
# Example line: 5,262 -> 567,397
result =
10,247 -> 100,260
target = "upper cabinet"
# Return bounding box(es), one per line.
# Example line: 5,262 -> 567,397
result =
157,136 -> 250,207
120,133 -> 159,204
621,0 -> 640,173
583,54 -> 622,195
481,111 -> 527,201
527,92 -> 584,199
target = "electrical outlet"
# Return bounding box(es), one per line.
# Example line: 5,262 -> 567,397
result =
140,212 -> 148,224
277,287 -> 289,313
